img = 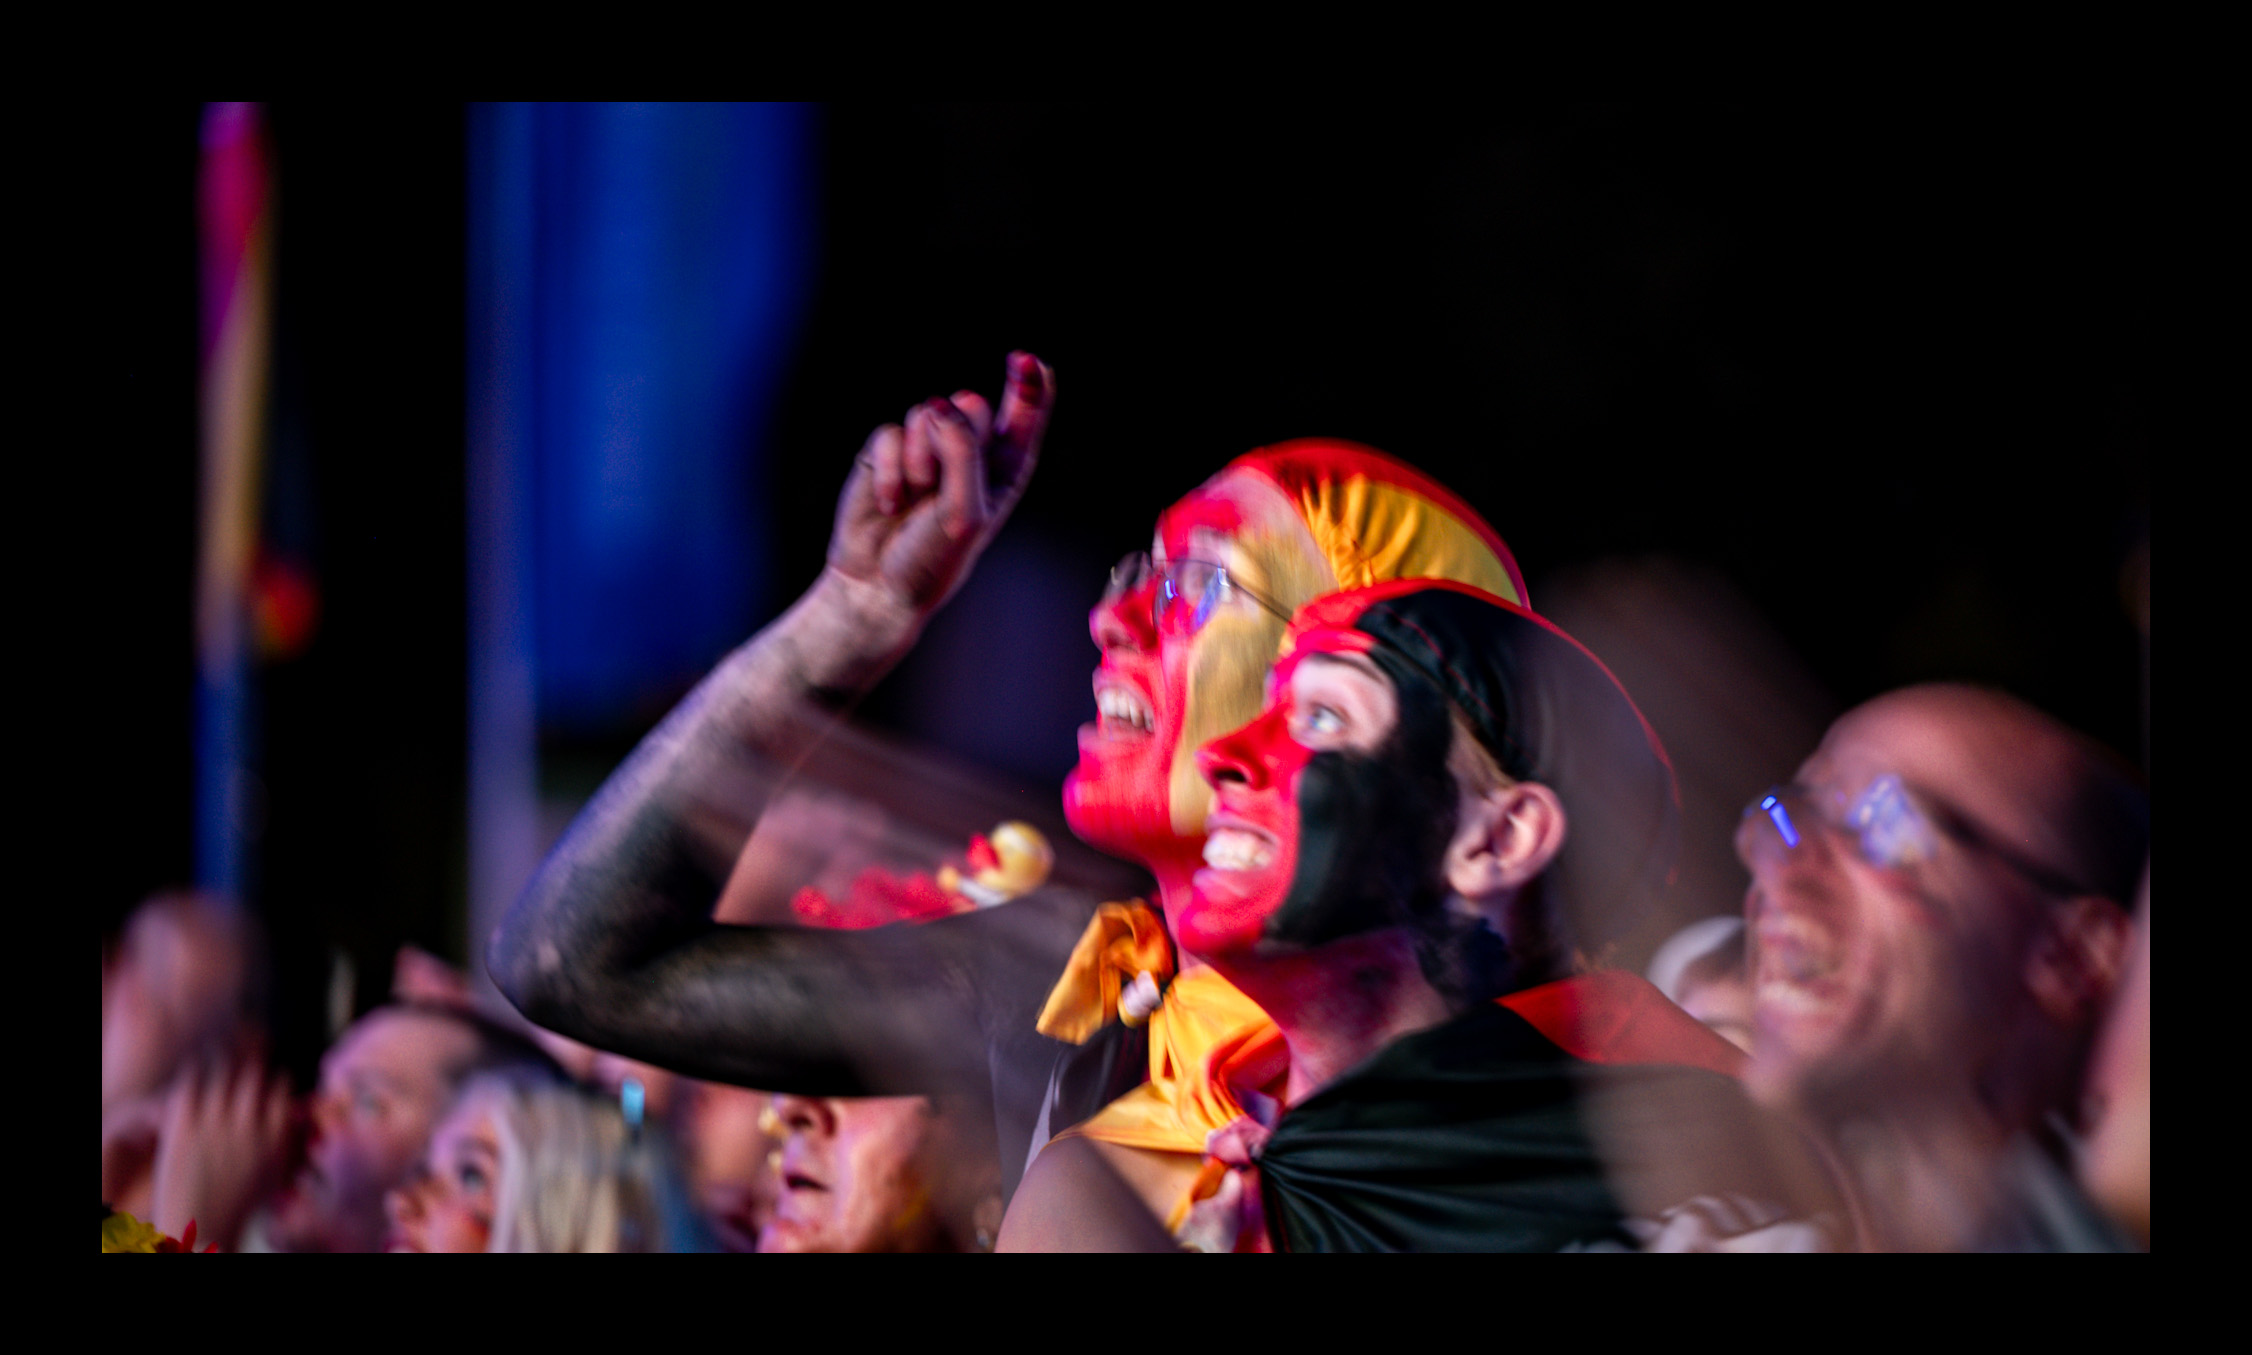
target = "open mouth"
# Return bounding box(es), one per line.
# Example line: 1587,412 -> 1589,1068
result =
782,1172 -> 826,1194
1201,825 -> 1276,872
1754,919 -> 1842,1007
1095,683 -> 1156,738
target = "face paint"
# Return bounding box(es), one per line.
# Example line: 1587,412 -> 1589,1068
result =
1065,472 -> 1333,866
1264,656 -> 1459,948
1180,633 -> 1460,957
1063,447 -> 1530,881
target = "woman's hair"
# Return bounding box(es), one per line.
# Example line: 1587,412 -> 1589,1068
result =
452,1070 -> 691,1253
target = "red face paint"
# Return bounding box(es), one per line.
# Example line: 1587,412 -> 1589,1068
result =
1178,613 -> 1466,959
1064,480 -> 1288,870
1177,699 -> 1314,954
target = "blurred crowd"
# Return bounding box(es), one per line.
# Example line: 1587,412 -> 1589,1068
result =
104,354 -> 2147,1253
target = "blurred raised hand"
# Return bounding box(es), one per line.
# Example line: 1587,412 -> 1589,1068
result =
151,1053 -> 298,1251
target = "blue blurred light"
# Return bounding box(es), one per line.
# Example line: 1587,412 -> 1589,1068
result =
473,102 -> 815,734
1762,794 -> 1800,848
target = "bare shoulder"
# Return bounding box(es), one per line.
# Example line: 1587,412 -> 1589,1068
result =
1089,1140 -> 1207,1219
997,1136 -> 1186,1253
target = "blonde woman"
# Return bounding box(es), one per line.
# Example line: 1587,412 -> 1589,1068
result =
385,1070 -> 690,1252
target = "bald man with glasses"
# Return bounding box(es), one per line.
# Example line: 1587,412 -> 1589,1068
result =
1735,682 -> 2148,1250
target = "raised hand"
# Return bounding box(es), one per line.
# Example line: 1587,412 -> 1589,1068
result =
151,1053 -> 299,1251
827,351 -> 1054,620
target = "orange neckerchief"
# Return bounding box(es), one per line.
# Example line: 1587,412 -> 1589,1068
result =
1034,901 -> 1177,1043
1036,902 -> 1287,1156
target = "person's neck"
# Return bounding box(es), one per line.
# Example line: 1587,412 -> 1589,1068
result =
1207,929 -> 1457,1106
1806,1085 -> 2021,1252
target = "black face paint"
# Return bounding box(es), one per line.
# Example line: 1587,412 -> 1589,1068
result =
1261,652 -> 1462,950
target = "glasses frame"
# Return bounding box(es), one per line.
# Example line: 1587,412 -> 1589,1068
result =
1105,550 -> 1295,634
1740,776 -> 2089,902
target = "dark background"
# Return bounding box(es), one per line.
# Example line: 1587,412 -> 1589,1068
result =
94,104 -> 2152,1076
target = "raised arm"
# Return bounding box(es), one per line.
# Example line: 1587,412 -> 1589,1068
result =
488,354 -> 1055,1096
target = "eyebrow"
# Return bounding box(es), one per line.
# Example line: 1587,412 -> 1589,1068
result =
1297,651 -> 1386,682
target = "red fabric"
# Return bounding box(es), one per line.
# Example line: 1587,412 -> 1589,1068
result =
790,867 -> 971,930
966,834 -> 1001,874
1498,969 -> 1746,1079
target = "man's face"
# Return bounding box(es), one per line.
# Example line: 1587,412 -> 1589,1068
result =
1177,636 -> 1414,956
1737,692 -> 2074,1112
270,1008 -> 477,1252
757,1094 -> 979,1253
677,1080 -> 781,1253
1064,470 -> 1332,869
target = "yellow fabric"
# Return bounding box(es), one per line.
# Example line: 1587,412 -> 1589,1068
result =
102,1211 -> 168,1253
1058,965 -> 1287,1158
1035,901 -> 1178,1044
1283,474 -> 1522,605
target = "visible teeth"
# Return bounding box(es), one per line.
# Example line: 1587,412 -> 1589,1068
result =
1757,978 -> 1832,1015
1202,830 -> 1273,871
1754,920 -> 1838,990
1097,688 -> 1154,733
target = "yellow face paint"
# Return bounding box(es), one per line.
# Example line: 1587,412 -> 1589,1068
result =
1167,515 -> 1339,836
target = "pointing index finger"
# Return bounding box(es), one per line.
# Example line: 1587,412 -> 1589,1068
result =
989,351 -> 1054,498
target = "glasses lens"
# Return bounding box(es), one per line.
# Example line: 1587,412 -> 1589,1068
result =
1846,775 -> 1940,870
1155,561 -> 1224,631
1743,780 -> 1943,875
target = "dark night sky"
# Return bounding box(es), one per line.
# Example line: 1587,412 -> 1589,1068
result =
93,104 -> 2151,1061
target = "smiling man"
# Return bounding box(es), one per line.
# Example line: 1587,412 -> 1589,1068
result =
1735,683 -> 2148,1250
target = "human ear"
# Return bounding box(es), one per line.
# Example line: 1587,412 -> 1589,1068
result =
2025,895 -> 2131,1026
1444,782 -> 1569,901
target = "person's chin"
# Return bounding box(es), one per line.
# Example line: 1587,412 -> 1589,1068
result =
1176,882 -> 1279,958
266,1173 -> 327,1246
756,1217 -> 827,1254
1746,993 -> 1864,1108
1063,759 -> 1173,859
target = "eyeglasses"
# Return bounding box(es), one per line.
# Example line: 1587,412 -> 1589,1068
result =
1739,776 -> 2086,899
1105,551 -> 1294,634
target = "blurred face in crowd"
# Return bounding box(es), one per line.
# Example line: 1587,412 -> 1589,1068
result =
678,1080 -> 781,1253
1736,687 -> 2107,1114
101,894 -> 254,1111
1065,470 -> 1331,874
758,1094 -> 995,1253
383,1101 -> 500,1253
270,1007 -> 478,1252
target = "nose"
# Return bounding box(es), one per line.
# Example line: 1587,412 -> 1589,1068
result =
769,1094 -> 836,1143
1735,800 -> 1845,921
309,1087 -> 345,1141
1090,581 -> 1159,655
1196,707 -> 1284,792
1734,805 -> 1795,876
